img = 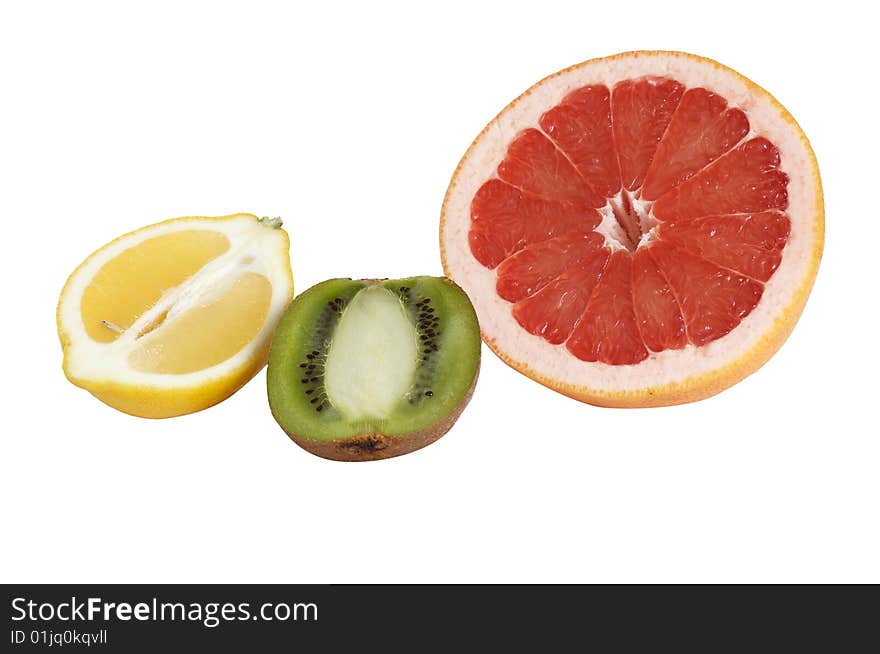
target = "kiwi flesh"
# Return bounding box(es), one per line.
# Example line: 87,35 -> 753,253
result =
267,276 -> 480,461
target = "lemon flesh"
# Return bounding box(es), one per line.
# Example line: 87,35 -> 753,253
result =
81,230 -> 231,343
128,272 -> 272,374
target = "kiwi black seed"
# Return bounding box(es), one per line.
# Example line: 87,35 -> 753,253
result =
267,276 -> 480,461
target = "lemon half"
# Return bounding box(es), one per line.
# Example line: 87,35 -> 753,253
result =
57,213 -> 293,418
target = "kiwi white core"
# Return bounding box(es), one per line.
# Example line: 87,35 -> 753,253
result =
324,286 -> 419,420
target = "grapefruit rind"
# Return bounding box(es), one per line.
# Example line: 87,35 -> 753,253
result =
440,51 -> 823,407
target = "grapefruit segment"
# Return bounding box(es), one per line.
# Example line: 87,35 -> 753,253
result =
496,128 -> 603,206
641,88 -> 749,201
660,211 -> 791,282
539,85 -> 620,198
611,77 -> 685,192
649,242 -> 764,346
469,179 -> 600,269
512,248 -> 609,344
566,251 -> 648,365
631,248 -> 687,352
496,231 -> 604,303
652,137 -> 789,221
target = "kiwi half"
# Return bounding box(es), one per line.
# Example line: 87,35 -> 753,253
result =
267,276 -> 480,461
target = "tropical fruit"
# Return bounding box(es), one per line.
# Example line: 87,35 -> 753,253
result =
57,213 -> 294,418
267,277 -> 480,461
441,51 -> 823,407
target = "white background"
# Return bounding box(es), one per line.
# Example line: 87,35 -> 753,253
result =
1,0 -> 877,583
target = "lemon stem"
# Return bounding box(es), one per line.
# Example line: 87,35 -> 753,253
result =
259,216 -> 283,229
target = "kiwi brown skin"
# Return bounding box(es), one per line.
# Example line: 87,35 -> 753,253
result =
281,363 -> 478,462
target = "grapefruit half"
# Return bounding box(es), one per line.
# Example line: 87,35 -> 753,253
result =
440,51 -> 823,407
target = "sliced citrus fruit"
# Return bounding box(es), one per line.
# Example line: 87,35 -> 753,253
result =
57,213 -> 294,418
441,51 -> 823,407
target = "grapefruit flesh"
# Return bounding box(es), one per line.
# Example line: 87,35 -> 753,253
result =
441,52 -> 823,406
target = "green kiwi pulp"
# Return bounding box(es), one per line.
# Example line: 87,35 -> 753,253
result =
267,276 -> 480,461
